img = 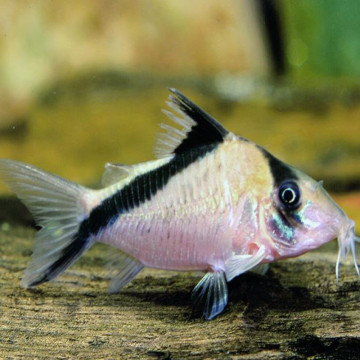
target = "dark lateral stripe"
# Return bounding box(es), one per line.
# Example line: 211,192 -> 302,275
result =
81,143 -> 218,240
27,146 -> 214,286
261,149 -> 298,186
28,146 -> 217,287
28,236 -> 89,287
169,89 -> 228,155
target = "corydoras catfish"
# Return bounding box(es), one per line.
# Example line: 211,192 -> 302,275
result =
0,89 -> 359,320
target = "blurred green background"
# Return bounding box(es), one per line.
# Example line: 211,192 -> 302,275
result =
0,0 -> 359,226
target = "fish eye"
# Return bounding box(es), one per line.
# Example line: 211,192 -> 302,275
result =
278,181 -> 301,210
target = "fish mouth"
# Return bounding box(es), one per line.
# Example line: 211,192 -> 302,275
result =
336,218 -> 360,282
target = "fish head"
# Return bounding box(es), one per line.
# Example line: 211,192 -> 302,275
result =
264,166 -> 359,279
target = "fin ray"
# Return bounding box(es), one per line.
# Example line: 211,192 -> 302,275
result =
191,272 -> 228,320
106,250 -> 144,293
0,159 -> 93,287
155,89 -> 229,159
251,263 -> 270,276
225,245 -> 266,281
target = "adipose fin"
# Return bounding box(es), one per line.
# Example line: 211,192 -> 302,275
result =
102,163 -> 133,186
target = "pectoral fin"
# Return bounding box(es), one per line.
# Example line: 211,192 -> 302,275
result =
191,271 -> 228,320
225,245 -> 266,282
251,263 -> 269,276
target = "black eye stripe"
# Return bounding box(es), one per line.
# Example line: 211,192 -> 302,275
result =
261,150 -> 298,186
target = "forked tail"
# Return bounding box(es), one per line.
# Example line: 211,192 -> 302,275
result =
0,159 -> 93,287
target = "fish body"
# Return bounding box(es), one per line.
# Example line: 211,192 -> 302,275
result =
98,137 -> 269,271
0,89 -> 358,320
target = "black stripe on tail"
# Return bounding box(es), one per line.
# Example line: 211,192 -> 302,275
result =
28,234 -> 89,287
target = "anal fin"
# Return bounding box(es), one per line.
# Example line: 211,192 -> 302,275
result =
191,272 -> 228,321
106,250 -> 144,293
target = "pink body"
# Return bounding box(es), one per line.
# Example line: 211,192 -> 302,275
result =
94,138 -> 276,273
88,134 -> 359,280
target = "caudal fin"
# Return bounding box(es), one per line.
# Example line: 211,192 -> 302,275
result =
0,159 -> 93,287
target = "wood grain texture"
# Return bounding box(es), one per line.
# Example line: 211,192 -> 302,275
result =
1,224 -> 360,360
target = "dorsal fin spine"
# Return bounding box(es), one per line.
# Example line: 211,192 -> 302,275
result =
168,88 -> 228,138
154,88 -> 229,159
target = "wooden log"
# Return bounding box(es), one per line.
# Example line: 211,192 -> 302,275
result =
1,219 -> 360,359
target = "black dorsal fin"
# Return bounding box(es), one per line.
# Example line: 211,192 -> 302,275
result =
155,88 -> 229,158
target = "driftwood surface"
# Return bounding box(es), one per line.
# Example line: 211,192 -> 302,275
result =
0,200 -> 360,360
